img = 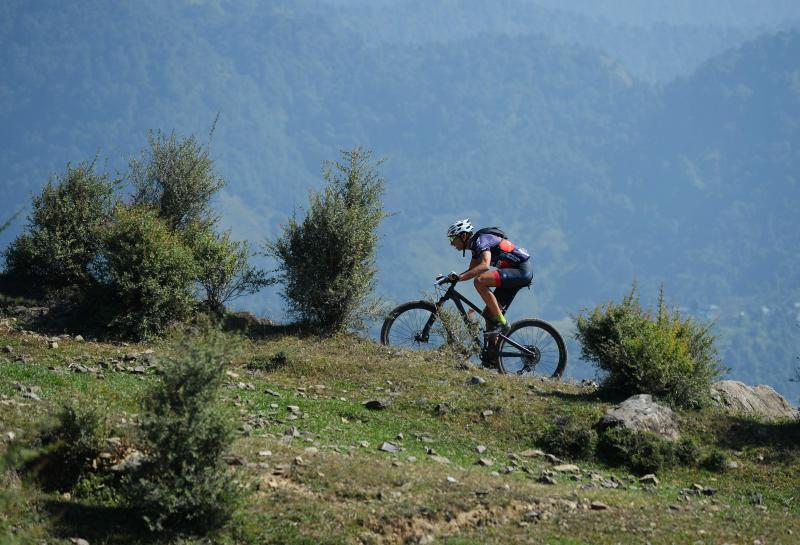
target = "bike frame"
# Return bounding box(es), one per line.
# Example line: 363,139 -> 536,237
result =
425,281 -> 539,361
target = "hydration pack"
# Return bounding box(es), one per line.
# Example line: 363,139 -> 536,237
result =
474,226 -> 507,239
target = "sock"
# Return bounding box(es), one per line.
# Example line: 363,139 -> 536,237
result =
496,314 -> 507,326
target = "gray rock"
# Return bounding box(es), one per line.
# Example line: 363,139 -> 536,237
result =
434,403 -> 451,415
552,464 -> 580,473
223,454 -> 247,466
379,441 -> 399,453
467,376 -> 486,385
710,380 -> 798,420
537,473 -> 557,485
595,394 -> 680,441
640,474 -> 660,485
2,345 -> 12,354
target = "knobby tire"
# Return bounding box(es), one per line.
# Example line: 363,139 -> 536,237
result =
497,318 -> 567,379
380,301 -> 451,351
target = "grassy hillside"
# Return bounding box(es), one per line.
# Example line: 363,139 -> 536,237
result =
1,317 -> 798,544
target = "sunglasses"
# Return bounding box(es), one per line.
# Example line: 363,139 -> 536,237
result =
449,235 -> 459,244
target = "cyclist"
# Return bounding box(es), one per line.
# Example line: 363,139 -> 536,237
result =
446,218 -> 532,336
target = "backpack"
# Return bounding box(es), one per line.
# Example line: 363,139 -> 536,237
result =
474,226 -> 506,239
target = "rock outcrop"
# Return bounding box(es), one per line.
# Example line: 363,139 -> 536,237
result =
710,380 -> 798,420
595,394 -> 680,441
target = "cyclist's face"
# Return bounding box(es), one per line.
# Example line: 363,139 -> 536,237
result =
450,234 -> 465,250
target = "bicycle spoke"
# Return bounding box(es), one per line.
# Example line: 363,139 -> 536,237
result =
497,319 -> 566,379
384,305 -> 448,351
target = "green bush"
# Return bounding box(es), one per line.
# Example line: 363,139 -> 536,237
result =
130,130 -> 224,231
122,329 -> 242,533
18,403 -> 109,492
575,284 -> 723,408
701,450 -> 728,473
535,416 -> 596,460
246,351 -> 289,372
184,222 -> 272,314
100,206 -> 196,339
596,426 -> 676,475
131,130 -> 269,318
675,437 -> 702,466
266,147 -> 386,333
2,163 -> 118,295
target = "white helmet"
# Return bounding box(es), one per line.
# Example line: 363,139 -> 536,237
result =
447,218 -> 474,238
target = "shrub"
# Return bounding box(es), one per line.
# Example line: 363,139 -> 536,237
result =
130,130 -> 269,318
701,450 -> 728,473
18,403 -> 108,492
122,329 -> 242,533
100,206 -> 196,339
596,426 -> 676,475
536,416 -> 596,460
246,351 -> 289,372
575,284 -> 724,408
675,437 -> 702,466
266,147 -> 386,333
2,163 -> 118,295
183,222 -> 272,314
130,130 -> 224,231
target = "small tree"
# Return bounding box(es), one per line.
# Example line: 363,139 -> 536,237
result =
183,222 -> 273,314
3,162 -> 118,294
267,147 -> 386,332
130,129 -> 268,317
575,284 -> 724,408
123,329 -> 241,533
130,130 -> 224,231
100,206 -> 196,339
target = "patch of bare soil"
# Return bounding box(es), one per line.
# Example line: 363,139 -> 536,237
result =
365,497 -> 577,544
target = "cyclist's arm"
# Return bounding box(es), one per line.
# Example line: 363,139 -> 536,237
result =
458,251 -> 491,281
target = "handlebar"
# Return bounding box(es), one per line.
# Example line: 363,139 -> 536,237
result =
435,273 -> 458,286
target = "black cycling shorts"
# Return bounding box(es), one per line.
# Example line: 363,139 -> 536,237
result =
492,259 -> 533,311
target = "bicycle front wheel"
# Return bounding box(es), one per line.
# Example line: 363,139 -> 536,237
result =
497,319 -> 567,379
380,301 -> 451,351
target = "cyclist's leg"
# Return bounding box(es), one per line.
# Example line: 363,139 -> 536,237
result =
494,260 -> 533,313
473,271 -> 503,325
494,285 -> 522,314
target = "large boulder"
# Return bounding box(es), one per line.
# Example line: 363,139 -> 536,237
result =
710,380 -> 798,420
595,394 -> 680,441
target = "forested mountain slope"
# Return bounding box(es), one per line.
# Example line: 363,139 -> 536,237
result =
0,1 -> 797,397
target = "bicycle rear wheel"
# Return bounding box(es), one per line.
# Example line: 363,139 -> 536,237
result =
497,318 -> 567,379
380,301 -> 451,351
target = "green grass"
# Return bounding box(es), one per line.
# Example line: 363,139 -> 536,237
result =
2,326 -> 799,544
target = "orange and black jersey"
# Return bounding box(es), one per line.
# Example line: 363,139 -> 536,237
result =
468,233 -> 530,269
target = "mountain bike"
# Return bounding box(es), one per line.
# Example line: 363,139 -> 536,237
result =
380,275 -> 567,379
